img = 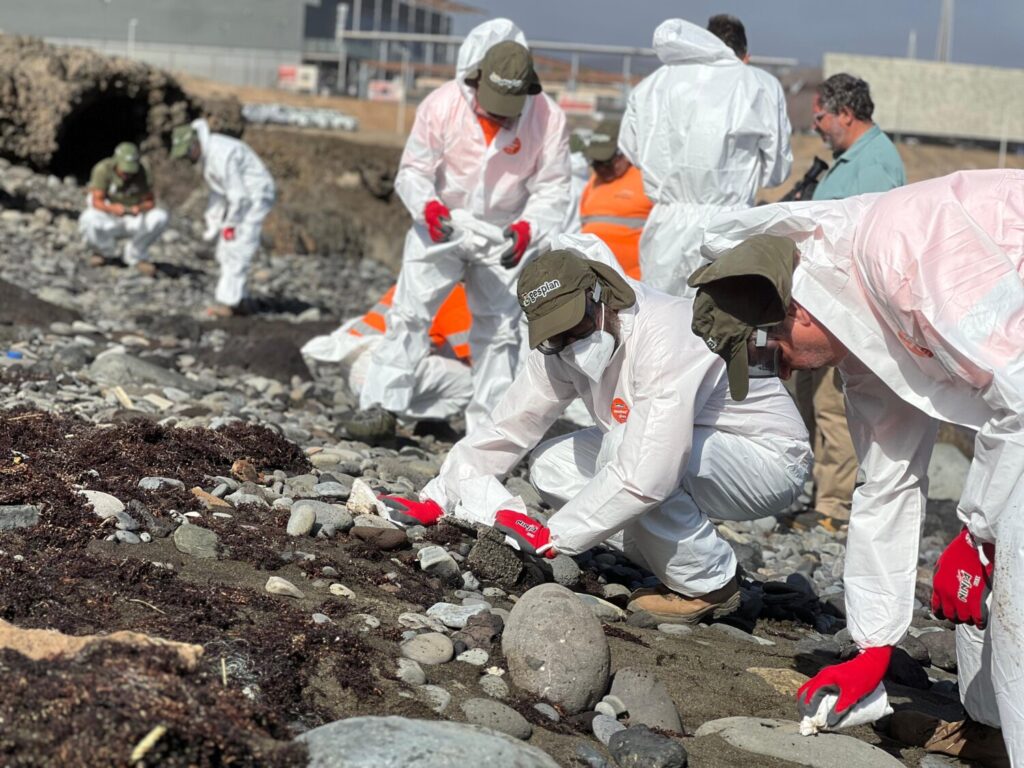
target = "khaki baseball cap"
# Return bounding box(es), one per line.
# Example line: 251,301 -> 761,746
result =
113,142 -> 141,174
687,235 -> 796,400
473,41 -> 541,119
518,250 -> 636,349
583,119 -> 620,163
170,124 -> 197,159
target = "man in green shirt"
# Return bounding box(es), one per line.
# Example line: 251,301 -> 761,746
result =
79,142 -> 168,276
794,73 -> 906,529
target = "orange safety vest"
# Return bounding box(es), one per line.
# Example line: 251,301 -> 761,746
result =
349,284 -> 472,361
579,165 -> 652,280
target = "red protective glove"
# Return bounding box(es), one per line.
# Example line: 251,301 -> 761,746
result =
494,509 -> 556,558
931,527 -> 995,627
222,226 -> 236,242
500,220 -> 531,269
796,646 -> 892,727
379,495 -> 444,527
423,200 -> 453,243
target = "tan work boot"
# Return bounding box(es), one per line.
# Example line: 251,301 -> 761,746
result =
627,577 -> 741,624
136,262 -> 157,277
87,253 -> 107,268
204,304 -> 235,319
889,710 -> 1010,768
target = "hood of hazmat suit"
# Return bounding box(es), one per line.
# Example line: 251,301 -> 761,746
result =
192,118 -> 275,227
393,18 -> 571,258
421,234 -> 809,559
701,171 -> 1024,677
619,18 -> 792,297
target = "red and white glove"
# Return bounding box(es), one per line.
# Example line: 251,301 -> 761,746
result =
423,200 -> 453,243
221,226 -> 236,242
931,527 -> 995,627
500,220 -> 531,269
379,495 -> 444,527
796,646 -> 892,728
494,509 -> 556,558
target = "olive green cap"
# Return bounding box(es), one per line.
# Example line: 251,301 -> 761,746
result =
113,142 -> 141,174
518,249 -> 635,349
687,234 -> 797,400
170,124 -> 197,159
582,119 -> 620,163
473,41 -> 541,119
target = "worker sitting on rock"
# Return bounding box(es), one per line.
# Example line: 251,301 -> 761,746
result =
358,18 -> 570,435
170,119 -> 276,318
577,118 -> 653,280
378,235 -> 811,625
78,141 -> 168,276
696,171 -> 1021,763
302,283 -> 473,424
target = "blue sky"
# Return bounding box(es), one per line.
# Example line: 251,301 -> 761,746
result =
454,1 -> 1022,69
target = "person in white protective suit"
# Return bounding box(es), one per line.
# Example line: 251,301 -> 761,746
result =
694,170 -> 1023,763
79,141 -> 168,276
358,19 -> 570,433
375,234 -> 811,624
618,17 -> 791,297
170,119 -> 276,316
301,284 -> 473,422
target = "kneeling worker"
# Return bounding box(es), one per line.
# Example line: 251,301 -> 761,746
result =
379,235 -> 811,623
79,141 -> 168,275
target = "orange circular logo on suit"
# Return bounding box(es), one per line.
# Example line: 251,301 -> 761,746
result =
611,398 -> 630,423
503,138 -> 522,155
897,330 -> 934,358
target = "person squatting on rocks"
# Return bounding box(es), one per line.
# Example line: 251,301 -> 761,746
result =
789,72 -> 907,531
378,236 -> 812,624
302,283 -> 473,423
576,118 -> 653,280
618,16 -> 792,297
358,18 -> 571,434
170,118 -> 276,317
694,170 -> 1023,762
78,141 -> 168,276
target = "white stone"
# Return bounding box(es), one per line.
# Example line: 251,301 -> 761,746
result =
329,583 -> 355,598
265,576 -> 305,599
78,490 -> 124,519
346,478 -> 385,515
456,648 -> 489,666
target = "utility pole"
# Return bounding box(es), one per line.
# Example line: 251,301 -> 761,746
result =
935,0 -> 954,61
906,29 -> 917,59
127,18 -> 138,58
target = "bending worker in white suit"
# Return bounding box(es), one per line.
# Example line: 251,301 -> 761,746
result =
695,170 -> 1023,763
619,17 -> 791,297
359,18 -> 570,432
377,235 -> 811,624
170,119 -> 276,317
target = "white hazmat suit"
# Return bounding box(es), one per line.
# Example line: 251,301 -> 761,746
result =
359,19 -> 571,432
79,206 -> 169,265
702,169 -> 1024,759
301,318 -> 472,421
619,18 -> 791,297
192,119 -> 276,308
422,235 -> 811,595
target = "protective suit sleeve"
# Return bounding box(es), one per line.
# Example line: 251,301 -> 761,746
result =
548,320 -> 720,554
759,76 -> 793,189
520,101 -> 572,251
617,89 -> 641,168
222,147 -> 253,226
421,352 -> 577,511
841,356 -> 938,648
395,90 -> 447,222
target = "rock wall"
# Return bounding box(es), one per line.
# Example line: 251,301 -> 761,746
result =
0,35 -> 240,181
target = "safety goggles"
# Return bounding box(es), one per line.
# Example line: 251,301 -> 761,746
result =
538,298 -> 599,355
747,325 -> 783,378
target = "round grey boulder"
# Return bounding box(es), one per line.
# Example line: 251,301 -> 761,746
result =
502,583 -> 610,714
298,716 -> 560,767
460,698 -> 532,740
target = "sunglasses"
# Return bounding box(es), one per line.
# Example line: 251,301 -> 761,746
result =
538,299 -> 600,355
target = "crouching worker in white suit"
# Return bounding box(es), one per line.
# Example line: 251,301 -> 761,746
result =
359,18 -> 570,434
376,236 -> 811,624
79,141 -> 168,275
170,119 -> 276,317
697,172 -> 1024,762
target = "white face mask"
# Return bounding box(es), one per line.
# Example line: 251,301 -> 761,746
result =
559,304 -> 616,383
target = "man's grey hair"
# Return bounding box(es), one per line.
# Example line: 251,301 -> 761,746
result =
816,73 -> 874,122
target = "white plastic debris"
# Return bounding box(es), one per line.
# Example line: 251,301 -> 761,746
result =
799,683 -> 893,735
